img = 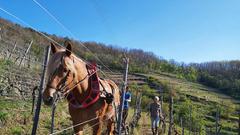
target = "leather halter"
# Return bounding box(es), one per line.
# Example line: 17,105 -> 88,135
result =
46,56 -> 75,94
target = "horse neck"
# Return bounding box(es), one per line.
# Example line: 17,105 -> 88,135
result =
71,57 -> 91,102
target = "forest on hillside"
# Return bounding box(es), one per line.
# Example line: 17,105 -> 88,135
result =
0,17 -> 240,99
192,61 -> 240,99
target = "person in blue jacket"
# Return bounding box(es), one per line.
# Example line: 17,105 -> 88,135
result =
122,86 -> 131,127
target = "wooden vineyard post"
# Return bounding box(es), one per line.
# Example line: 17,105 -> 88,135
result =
8,41 -> 17,60
133,89 -> 139,114
238,111 -> 240,135
117,56 -> 129,135
31,86 -> 38,114
215,109 -> 219,135
189,106 -> 192,135
31,46 -> 50,135
28,53 -> 31,68
160,95 -> 163,109
181,117 -> 184,135
50,92 -> 58,134
168,96 -> 173,135
19,40 -> 33,66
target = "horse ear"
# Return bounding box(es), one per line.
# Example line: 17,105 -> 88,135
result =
50,42 -> 58,54
65,41 -> 72,56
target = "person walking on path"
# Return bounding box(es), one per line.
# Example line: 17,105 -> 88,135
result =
149,96 -> 163,135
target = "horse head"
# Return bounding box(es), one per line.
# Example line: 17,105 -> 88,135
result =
43,41 -> 79,106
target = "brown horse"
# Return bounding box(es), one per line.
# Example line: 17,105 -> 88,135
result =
42,41 -> 120,135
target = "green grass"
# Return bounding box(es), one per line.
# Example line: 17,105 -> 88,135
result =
1,70 -> 240,134
139,72 -> 240,135
0,97 -> 72,135
0,97 -> 142,135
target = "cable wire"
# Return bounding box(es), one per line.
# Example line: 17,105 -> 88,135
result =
31,0 -> 125,83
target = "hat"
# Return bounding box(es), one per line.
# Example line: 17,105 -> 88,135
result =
154,96 -> 159,101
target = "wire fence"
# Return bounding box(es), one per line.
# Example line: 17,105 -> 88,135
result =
0,37 -> 126,135
0,4 -> 239,134
1,37 -> 239,135
155,90 -> 240,135
0,41 -> 43,99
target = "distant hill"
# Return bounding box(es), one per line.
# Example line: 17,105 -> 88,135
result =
1,17 -> 240,99
0,17 -> 171,73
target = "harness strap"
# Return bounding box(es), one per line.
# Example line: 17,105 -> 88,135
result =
66,63 -> 101,109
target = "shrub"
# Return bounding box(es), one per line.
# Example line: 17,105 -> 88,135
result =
11,127 -> 22,135
0,111 -> 8,125
175,99 -> 205,133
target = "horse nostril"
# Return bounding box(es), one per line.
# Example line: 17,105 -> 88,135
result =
44,97 -> 53,106
48,97 -> 53,104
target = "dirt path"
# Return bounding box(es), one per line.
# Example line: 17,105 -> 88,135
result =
140,114 -> 153,135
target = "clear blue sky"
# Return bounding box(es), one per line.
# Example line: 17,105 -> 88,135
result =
0,0 -> 240,63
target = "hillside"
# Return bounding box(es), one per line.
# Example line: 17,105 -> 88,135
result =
0,17 -> 239,135
0,61 -> 239,134
0,17 -> 169,73
106,71 -> 240,134
1,17 -> 240,99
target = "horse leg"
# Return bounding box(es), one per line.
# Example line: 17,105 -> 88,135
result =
106,118 -> 115,135
92,119 -> 103,135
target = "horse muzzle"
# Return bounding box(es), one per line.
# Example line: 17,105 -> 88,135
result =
43,96 -> 54,106
43,87 -> 56,106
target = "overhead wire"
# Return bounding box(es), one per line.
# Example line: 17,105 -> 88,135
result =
31,0 -> 125,83
0,6 -> 128,134
0,6 -> 123,84
0,5 -> 130,88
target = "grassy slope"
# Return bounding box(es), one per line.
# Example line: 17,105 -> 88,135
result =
151,72 -> 240,104
0,98 -> 137,135
0,71 -> 239,134
140,72 -> 239,135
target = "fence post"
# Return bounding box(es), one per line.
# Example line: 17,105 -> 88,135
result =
215,109 -> 219,135
160,95 -> 163,109
238,112 -> 240,135
19,40 -> 33,66
138,92 -> 142,112
168,95 -> 173,135
189,106 -> 192,135
28,54 -> 31,68
51,93 -> 57,134
181,117 -> 184,135
117,56 -> 129,135
134,89 -> 139,114
31,86 -> 38,114
31,46 -> 50,135
198,126 -> 201,135
8,41 -> 17,60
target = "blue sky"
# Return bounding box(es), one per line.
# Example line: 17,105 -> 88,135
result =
0,0 -> 240,63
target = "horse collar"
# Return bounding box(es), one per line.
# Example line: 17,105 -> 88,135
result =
67,63 -> 100,109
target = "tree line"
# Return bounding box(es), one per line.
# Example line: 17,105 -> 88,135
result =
190,61 -> 240,99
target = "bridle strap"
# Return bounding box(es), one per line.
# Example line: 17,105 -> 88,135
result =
46,55 -> 76,95
63,67 -> 99,96
57,70 -> 70,90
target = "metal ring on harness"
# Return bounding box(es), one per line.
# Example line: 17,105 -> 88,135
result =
105,93 -> 114,104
